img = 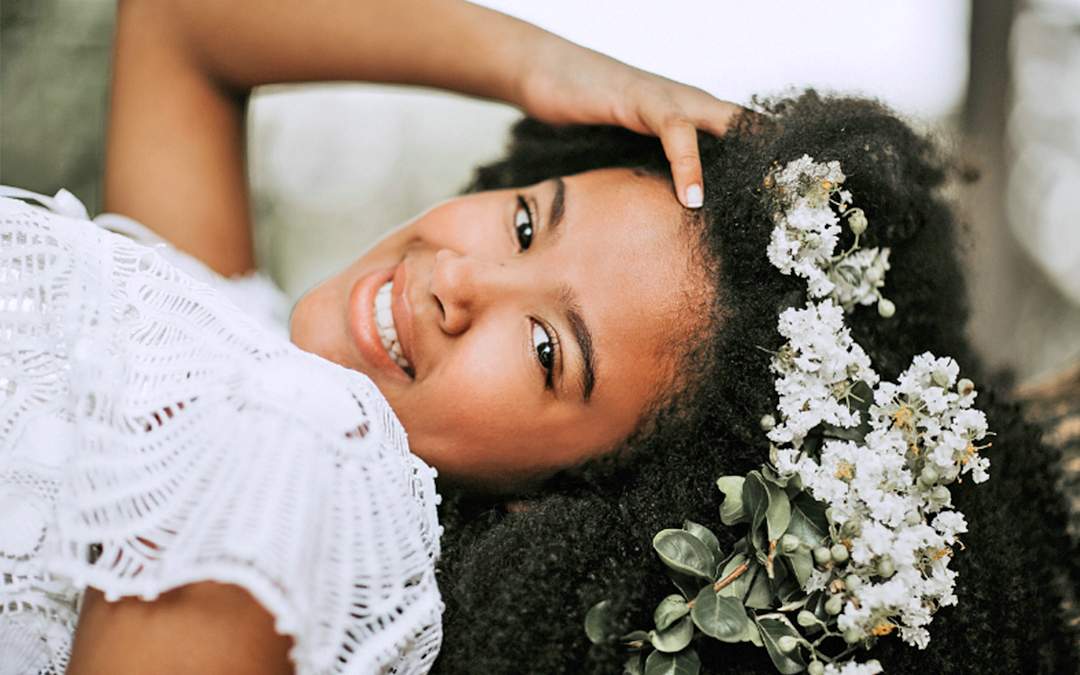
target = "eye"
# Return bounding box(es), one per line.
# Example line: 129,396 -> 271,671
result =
514,196 -> 534,251
531,320 -> 557,386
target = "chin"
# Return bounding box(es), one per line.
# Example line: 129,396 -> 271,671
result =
289,282 -> 353,370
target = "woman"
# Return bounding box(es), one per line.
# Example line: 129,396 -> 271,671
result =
1,4 -> 1076,675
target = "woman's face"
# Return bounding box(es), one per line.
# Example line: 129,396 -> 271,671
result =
290,168 -> 708,490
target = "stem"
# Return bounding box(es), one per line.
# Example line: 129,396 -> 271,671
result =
713,562 -> 750,592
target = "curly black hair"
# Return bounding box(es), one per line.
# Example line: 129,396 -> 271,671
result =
431,92 -> 1080,674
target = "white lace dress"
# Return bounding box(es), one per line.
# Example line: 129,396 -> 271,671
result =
0,188 -> 443,675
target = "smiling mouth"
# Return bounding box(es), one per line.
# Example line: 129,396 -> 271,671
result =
374,280 -> 415,375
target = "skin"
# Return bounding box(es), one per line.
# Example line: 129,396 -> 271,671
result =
290,168 -> 710,489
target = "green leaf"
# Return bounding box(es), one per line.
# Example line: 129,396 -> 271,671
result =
653,595 -> 690,631
716,476 -> 747,526
745,564 -> 775,609
787,548 -> 814,587
667,570 -> 708,600
624,654 -> 645,675
743,619 -> 764,647
644,648 -> 701,675
653,530 -> 714,581
585,600 -> 614,644
744,472 -> 792,542
649,615 -> 694,653
715,553 -> 751,599
786,492 -> 828,549
756,615 -> 807,674
683,520 -> 722,565
690,587 -> 749,642
622,630 -> 650,649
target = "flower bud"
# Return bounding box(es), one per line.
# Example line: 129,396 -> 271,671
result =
942,465 -> 960,484
780,534 -> 801,554
797,610 -> 817,627
877,297 -> 896,318
760,414 -> 776,431
919,465 -> 939,486
877,556 -> 895,578
931,485 -> 951,503
844,575 -> 862,592
931,370 -> 951,388
777,635 -> 799,653
830,543 -> 850,564
904,510 -> 923,526
847,208 -> 868,235
808,661 -> 826,675
957,377 -> 975,396
844,627 -> 864,644
825,595 -> 844,615
813,546 -> 832,566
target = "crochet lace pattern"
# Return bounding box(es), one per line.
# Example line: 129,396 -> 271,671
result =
0,191 -> 443,675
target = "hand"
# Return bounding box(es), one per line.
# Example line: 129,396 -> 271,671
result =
514,36 -> 744,209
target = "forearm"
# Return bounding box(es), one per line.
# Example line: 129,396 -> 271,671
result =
161,0 -> 553,103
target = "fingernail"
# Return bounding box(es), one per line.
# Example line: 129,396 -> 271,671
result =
685,183 -> 703,208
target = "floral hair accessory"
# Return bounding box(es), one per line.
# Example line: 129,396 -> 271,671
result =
585,156 -> 991,675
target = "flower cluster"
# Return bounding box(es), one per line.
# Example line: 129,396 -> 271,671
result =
763,158 -> 990,672
767,154 -> 892,314
585,156 -> 990,675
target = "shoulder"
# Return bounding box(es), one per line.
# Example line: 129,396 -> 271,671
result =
68,583 -> 294,675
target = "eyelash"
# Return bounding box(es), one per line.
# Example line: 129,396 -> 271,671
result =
531,319 -> 558,389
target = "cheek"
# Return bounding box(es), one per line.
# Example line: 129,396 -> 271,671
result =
394,325 -> 533,467
411,199 -> 504,255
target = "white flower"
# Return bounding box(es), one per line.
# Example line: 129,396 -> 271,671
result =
823,660 -> 884,675
931,511 -> 968,540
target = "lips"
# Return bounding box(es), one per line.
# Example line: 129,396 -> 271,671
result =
346,263 -> 414,382
390,262 -> 416,369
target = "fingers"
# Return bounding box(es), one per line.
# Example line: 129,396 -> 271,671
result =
659,118 -> 704,209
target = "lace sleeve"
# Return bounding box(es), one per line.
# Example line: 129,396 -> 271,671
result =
0,193 -> 443,675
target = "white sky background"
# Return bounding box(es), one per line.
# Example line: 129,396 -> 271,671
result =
475,1 -> 971,120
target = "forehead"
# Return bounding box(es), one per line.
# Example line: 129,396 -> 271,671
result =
555,169 -> 708,401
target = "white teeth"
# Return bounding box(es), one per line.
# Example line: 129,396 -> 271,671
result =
373,281 -> 413,372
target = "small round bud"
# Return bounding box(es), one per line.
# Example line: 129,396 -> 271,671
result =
957,377 -> 975,396
877,556 -> 895,579
844,575 -> 863,592
844,627 -> 864,645
931,485 -> 951,503
847,208 -> 868,235
825,595 -> 844,616
904,509 -> 923,526
813,546 -> 832,566
808,661 -> 826,675
840,520 -> 860,537
942,465 -> 960,484
830,543 -> 850,564
919,465 -> 939,486
777,635 -> 799,653
877,297 -> 896,318
931,370 -> 951,388
760,414 -> 776,431
797,610 -> 817,627
780,533 -> 801,554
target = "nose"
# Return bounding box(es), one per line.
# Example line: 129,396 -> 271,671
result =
429,249 -> 509,335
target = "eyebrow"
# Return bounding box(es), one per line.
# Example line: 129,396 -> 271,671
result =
547,176 -> 566,237
559,284 -> 597,403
